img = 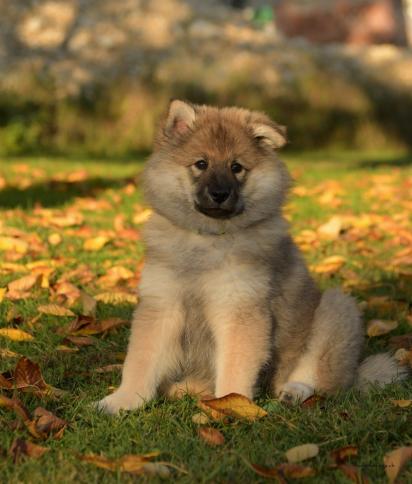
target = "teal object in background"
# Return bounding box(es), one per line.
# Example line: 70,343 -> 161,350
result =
252,5 -> 274,28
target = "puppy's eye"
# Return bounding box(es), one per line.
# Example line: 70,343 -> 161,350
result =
231,161 -> 243,174
194,160 -> 208,171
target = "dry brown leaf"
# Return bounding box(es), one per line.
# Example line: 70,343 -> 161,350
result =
391,399 -> 412,408
32,407 -> 68,439
0,394 -> 31,421
250,463 -> 286,482
9,438 -> 49,463
0,371 -> 13,389
389,333 -> 412,349
38,304 -> 75,317
301,394 -> 326,409
331,445 -> 358,464
198,393 -> 267,422
384,446 -> 412,483
278,463 -> 317,479
0,328 -> 33,341
63,316 -> 128,336
95,291 -> 138,305
63,335 -> 96,346
83,236 -> 110,251
8,274 -> 40,293
367,319 -> 398,337
333,464 -> 370,483
13,357 -> 66,398
54,282 -> 81,306
198,427 -> 225,446
311,255 -> 346,275
285,443 -> 319,463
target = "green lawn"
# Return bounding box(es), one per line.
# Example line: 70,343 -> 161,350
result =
0,152 -> 411,483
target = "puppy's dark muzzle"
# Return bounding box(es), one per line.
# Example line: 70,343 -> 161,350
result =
195,185 -> 243,219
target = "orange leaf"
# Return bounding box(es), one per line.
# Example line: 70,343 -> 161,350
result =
9,438 -> 49,463
384,447 -> 412,483
198,427 -> 225,446
367,319 -> 398,337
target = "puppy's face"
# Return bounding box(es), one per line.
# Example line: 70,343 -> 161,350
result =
144,101 -> 290,233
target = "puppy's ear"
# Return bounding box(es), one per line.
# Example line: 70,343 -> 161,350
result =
164,99 -> 196,137
251,122 -> 287,150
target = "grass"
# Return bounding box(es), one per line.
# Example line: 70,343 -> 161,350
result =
0,151 -> 411,483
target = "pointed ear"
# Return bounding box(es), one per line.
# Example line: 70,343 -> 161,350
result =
164,99 -> 196,137
251,123 -> 287,150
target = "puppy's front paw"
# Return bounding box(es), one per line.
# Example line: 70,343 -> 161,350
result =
278,382 -> 314,405
96,390 -> 144,415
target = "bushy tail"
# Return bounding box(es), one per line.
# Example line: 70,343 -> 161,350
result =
355,353 -> 410,391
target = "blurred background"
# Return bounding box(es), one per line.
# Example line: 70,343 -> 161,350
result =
0,0 -> 412,156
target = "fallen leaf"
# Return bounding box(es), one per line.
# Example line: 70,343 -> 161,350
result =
250,463 -> 286,482
0,236 -> 28,254
9,438 -> 49,463
0,328 -> 33,341
198,393 -> 267,422
389,333 -> 412,349
132,209 -> 152,225
0,287 -> 6,302
79,452 -> 173,476
0,394 -> 31,421
391,399 -> 412,408
80,290 -> 97,317
62,316 -> 128,336
333,464 -> 370,483
318,216 -> 344,239
301,394 -> 326,409
8,274 -> 40,293
38,304 -> 75,317
278,463 -> 316,479
384,446 -> 412,483
63,335 -> 96,346
32,407 -> 68,439
48,233 -> 62,246
285,443 -> 319,463
191,412 -> 210,425
331,445 -> 358,464
83,236 -> 110,251
311,255 -> 346,275
367,319 -> 398,337
95,291 -> 138,305
54,282 -> 81,306
198,427 -> 225,446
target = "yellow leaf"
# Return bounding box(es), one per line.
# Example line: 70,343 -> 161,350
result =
391,399 -> 412,408
198,393 -> 267,422
311,255 -> 346,275
285,443 -> 319,463
132,209 -> 152,225
0,236 -> 28,254
191,412 -> 210,425
0,287 -> 6,302
0,328 -> 33,341
366,319 -> 398,337
38,304 -> 75,317
384,447 -> 412,483
48,233 -> 62,246
318,216 -> 344,240
95,291 -> 138,305
83,236 -> 110,251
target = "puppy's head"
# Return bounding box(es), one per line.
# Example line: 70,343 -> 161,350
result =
144,100 -> 291,233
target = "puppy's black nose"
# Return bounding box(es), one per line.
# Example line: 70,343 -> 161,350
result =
208,187 -> 231,204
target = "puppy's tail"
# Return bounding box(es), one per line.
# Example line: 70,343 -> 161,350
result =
354,353 -> 409,391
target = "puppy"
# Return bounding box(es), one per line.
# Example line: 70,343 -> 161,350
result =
98,100 -> 407,413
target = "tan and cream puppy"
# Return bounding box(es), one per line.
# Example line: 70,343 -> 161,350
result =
98,100 -> 407,414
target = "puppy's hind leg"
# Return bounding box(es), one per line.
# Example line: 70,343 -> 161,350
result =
276,289 -> 363,404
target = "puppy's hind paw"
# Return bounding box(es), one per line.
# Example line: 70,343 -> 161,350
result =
94,390 -> 144,415
278,382 -> 314,405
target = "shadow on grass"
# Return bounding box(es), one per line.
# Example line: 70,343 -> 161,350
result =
0,177 -> 136,209
357,152 -> 412,168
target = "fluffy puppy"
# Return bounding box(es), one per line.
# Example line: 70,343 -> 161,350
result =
98,100 -> 407,413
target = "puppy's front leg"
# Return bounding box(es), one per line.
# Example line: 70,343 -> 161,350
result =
210,306 -> 272,399
97,300 -> 183,414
